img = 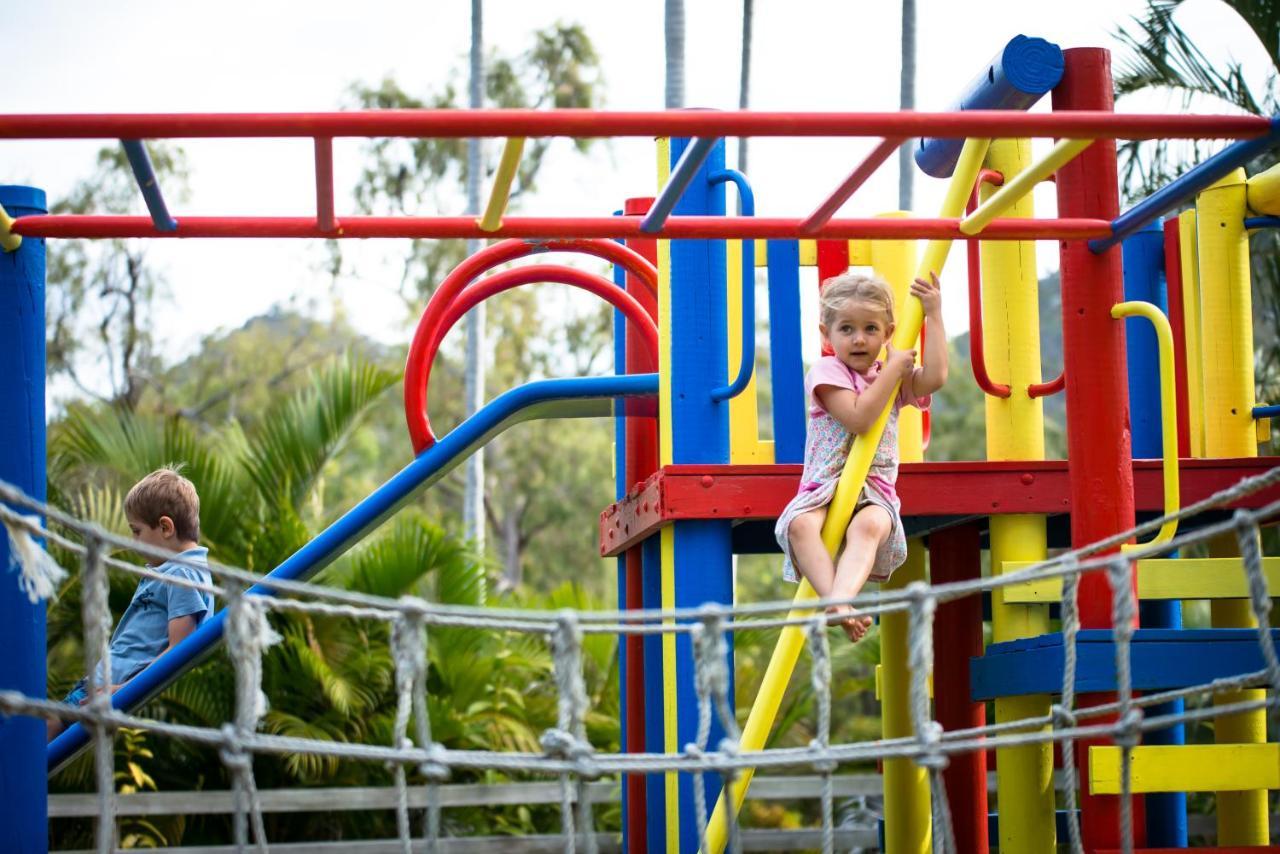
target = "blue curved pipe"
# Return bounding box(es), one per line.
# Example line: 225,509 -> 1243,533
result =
709,168 -> 755,402
48,372 -> 658,771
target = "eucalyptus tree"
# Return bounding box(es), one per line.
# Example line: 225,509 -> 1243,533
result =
345,24 -> 612,590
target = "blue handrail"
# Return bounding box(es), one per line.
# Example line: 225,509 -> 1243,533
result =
48,372 -> 658,770
120,140 -> 178,232
1253,404 -> 1280,419
1090,117 -> 1280,254
709,168 -> 756,402
640,137 -> 718,233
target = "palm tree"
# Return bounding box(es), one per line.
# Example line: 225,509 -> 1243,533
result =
899,0 -> 916,211
45,356 -> 623,846
1114,0 -> 1280,416
666,0 -> 685,109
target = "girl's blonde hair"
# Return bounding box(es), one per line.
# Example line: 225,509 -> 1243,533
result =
819,272 -> 895,328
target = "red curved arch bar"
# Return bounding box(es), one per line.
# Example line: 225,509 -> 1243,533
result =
404,239 -> 659,453
967,170 -> 1012,399
406,264 -> 659,454
966,169 -> 1066,400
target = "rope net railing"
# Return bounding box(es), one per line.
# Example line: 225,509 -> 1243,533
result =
1,466 -> 1279,854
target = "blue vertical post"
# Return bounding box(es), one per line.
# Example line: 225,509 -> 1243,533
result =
1122,221 -> 1187,847
766,239 -> 805,463
0,185 -> 49,854
666,137 -> 734,853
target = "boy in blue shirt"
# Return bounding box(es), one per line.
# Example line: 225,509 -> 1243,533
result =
50,468 -> 214,739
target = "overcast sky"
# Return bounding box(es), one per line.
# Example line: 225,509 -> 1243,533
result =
2,0 -> 1263,399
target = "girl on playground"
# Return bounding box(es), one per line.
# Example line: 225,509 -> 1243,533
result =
774,270 -> 947,642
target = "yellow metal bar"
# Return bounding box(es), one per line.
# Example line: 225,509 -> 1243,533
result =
979,137 -> 1056,854
1246,161 -> 1280,215
1198,168 -> 1268,846
1090,744 -> 1280,794
702,136 -> 992,854
1178,211 -> 1205,457
959,138 -> 1093,236
1110,301 -> 1180,548
0,202 -> 21,252
1001,557 -> 1280,602
653,138 -> 681,848
477,137 -> 525,232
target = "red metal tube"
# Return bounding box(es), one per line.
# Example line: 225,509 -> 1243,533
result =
407,265 -> 658,454
13,214 -> 1115,241
0,110 -> 1267,140
1162,218 -> 1192,457
1026,373 -> 1066,398
966,170 -> 1012,399
621,197 -> 658,853
404,239 -> 659,453
314,137 -> 336,232
798,137 -> 906,233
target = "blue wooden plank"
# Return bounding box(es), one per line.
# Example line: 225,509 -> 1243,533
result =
973,629 -> 1280,700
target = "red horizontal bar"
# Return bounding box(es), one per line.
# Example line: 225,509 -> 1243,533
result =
0,110 -> 1268,140
599,458 -> 1280,556
14,214 -> 1113,241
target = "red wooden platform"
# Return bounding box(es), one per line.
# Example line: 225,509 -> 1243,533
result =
599,457 -> 1280,556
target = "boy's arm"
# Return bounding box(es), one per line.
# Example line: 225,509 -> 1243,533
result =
909,274 -> 949,399
101,616 -> 199,697
164,614 -> 199,654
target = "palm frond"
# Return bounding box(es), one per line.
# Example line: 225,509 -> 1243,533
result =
1114,0 -> 1272,114
323,510 -> 483,605
240,356 -> 397,515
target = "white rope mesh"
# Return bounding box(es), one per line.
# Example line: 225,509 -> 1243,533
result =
0,469 -> 1274,849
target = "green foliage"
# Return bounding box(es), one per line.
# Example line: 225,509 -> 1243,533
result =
47,144 -> 190,410
1114,0 -> 1280,417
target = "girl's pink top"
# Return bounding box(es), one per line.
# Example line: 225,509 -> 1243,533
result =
800,356 -> 931,505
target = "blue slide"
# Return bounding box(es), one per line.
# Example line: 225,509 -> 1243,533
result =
49,373 -> 658,770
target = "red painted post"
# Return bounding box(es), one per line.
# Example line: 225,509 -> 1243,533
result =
622,196 -> 659,852
929,525 -> 988,854
816,239 -> 850,358
1162,219 -> 1192,457
1052,47 -> 1143,851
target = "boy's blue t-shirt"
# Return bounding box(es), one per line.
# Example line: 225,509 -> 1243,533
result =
103,547 -> 214,685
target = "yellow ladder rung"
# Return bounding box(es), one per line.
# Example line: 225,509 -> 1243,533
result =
1001,557 -> 1280,603
1090,744 -> 1280,794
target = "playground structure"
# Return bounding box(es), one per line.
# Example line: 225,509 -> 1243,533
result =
1,35 -> 1279,854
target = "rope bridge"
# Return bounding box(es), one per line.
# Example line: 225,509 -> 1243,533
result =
2,469 -> 1279,854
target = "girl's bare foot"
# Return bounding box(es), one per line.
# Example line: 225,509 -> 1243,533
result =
826,604 -> 872,643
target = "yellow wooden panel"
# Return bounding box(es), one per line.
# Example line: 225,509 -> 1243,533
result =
754,240 -> 767,267
1090,744 -> 1280,794
799,239 -> 817,267
1000,557 -> 1280,603
848,238 -> 871,266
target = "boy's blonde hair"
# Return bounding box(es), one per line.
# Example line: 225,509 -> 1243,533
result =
819,272 -> 896,329
124,467 -> 201,542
